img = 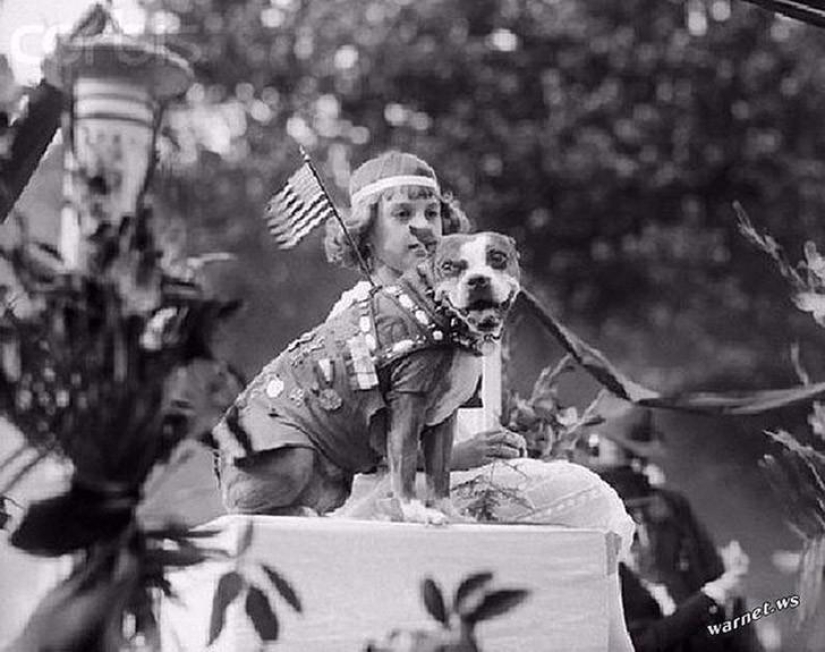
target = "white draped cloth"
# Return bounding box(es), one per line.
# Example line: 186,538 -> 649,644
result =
334,458 -> 634,556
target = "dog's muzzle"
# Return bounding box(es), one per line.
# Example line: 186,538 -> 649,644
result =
445,287 -> 518,342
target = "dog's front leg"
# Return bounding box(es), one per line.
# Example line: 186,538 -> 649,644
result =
387,393 -> 447,525
422,413 -> 455,506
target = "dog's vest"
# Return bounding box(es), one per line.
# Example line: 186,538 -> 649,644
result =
216,277 -> 483,473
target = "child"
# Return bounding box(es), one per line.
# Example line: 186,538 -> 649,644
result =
325,150 -> 635,651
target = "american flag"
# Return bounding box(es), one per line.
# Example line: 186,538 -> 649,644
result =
264,162 -> 336,249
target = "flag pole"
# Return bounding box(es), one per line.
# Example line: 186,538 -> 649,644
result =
299,147 -> 377,289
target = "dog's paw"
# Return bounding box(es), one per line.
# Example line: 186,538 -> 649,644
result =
425,498 -> 474,524
429,498 -> 473,524
398,499 -> 449,526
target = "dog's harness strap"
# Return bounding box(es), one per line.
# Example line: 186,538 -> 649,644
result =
342,286 -> 383,390
370,284 -> 458,367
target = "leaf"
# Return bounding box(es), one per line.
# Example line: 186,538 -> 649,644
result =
421,577 -> 449,625
760,456 -> 809,530
809,403 -> 825,440
152,547 -> 210,568
453,571 -> 494,614
208,571 -> 245,645
464,589 -> 530,625
147,524 -> 220,541
790,343 -> 810,385
262,564 -> 303,613
155,576 -> 176,599
31,241 -> 63,262
794,292 -> 825,326
245,585 -> 280,642
804,241 -> 825,281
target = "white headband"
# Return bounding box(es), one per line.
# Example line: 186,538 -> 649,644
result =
350,175 -> 440,206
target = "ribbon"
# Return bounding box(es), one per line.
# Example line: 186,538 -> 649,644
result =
517,289 -> 825,416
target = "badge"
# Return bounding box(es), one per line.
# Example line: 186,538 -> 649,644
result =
391,339 -> 414,354
347,335 -> 378,389
265,376 -> 284,398
317,388 -> 343,411
317,358 -> 334,384
307,334 -> 326,352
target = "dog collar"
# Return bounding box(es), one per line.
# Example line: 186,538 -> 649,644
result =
403,275 -> 491,357
386,282 -> 488,357
382,283 -> 449,344
440,299 -> 501,357
346,280 -> 487,374
413,268 -> 508,356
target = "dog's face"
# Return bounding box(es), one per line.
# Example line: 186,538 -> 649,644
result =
431,232 -> 520,338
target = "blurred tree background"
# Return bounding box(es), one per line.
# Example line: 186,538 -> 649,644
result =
133,10 -> 825,636
3,2 -> 824,645
144,0 -> 825,394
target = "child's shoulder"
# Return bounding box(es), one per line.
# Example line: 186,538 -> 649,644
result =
327,281 -> 373,319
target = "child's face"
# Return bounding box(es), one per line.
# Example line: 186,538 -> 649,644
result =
369,188 -> 443,276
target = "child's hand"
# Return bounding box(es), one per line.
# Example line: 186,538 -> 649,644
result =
720,539 -> 749,578
451,429 -> 526,470
702,540 -> 750,605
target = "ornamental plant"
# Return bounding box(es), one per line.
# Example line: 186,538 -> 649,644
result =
363,571 -> 530,652
452,354 -> 606,523
0,203 -> 299,651
737,202 -> 825,631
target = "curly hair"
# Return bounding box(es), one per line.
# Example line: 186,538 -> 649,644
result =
324,151 -> 470,270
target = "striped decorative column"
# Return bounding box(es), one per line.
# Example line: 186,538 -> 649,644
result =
57,31 -> 192,269
60,77 -> 156,267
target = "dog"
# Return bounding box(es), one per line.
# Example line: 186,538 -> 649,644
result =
214,231 -> 520,524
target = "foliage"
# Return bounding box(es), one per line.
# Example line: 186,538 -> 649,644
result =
761,430 -> 825,626
504,353 -> 607,460
364,571 -> 530,652
1,205 -> 193,536
451,461 -> 532,523
143,0 -> 825,390
207,522 -> 303,647
452,354 -> 605,522
739,207 -> 825,632
0,5 -> 309,649
0,198 -> 246,649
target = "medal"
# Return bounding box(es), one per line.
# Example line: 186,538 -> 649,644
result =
317,387 -> 343,411
265,376 -> 284,398
288,387 -> 306,405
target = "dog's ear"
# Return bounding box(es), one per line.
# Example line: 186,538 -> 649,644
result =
505,235 -> 520,261
409,225 -> 438,255
498,234 -> 521,286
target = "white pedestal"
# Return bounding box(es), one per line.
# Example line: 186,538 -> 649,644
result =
161,515 -> 617,652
